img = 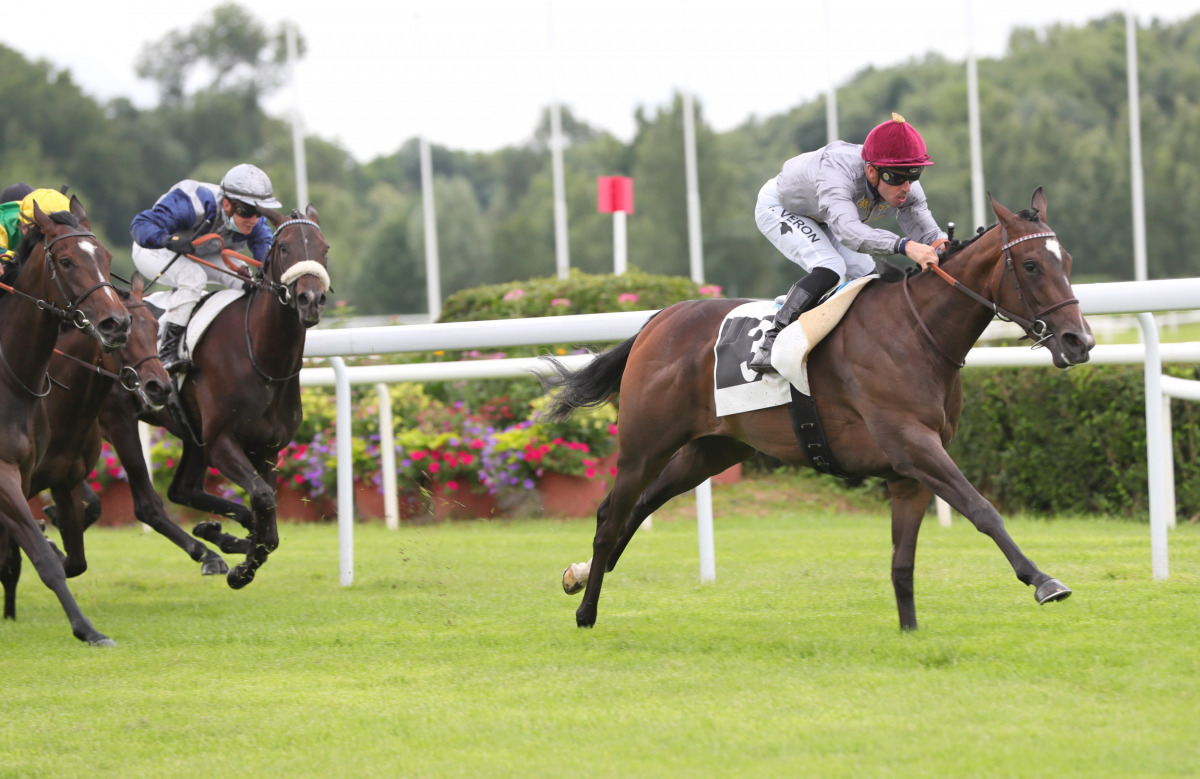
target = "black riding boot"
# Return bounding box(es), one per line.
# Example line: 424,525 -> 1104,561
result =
748,267 -> 840,373
159,323 -> 194,374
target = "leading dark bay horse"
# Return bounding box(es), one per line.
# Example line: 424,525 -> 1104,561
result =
0,273 -> 172,623
106,205 -> 329,590
544,188 -> 1094,631
0,198 -> 131,645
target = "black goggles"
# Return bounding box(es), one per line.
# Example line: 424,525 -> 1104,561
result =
876,166 -> 923,186
231,200 -> 259,218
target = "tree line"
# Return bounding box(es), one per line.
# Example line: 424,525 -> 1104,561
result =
3,6 -> 1200,315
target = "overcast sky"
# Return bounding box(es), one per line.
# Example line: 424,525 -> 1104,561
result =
5,1 -> 1199,161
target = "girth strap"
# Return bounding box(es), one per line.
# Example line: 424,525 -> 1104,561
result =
787,385 -> 852,480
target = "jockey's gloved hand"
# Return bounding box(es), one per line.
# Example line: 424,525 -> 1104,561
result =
165,234 -> 195,255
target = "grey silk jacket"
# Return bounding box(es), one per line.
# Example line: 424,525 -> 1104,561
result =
774,140 -> 946,256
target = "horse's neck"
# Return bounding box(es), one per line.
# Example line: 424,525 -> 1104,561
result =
909,231 -> 1008,360
0,259 -> 62,395
249,286 -> 306,374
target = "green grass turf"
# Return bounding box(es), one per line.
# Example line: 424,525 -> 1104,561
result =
2,472 -> 1198,778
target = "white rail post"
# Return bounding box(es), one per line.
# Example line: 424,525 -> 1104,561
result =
375,382 -> 399,530
696,479 -> 715,583
1137,313 -> 1169,580
331,357 -> 355,586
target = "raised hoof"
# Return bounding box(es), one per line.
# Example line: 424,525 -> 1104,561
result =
562,564 -> 585,595
192,521 -> 222,542
89,636 -> 117,647
227,565 -> 256,590
1035,578 -> 1072,604
201,557 -> 230,576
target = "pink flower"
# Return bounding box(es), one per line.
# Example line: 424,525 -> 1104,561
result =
503,288 -> 525,301
446,480 -> 460,491
699,284 -> 723,297
551,298 -> 571,307
618,293 -> 639,303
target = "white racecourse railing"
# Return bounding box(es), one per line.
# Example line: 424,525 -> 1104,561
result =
300,278 -> 1200,587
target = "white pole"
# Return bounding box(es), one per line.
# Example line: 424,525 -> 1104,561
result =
682,91 -> 704,284
613,210 -> 627,275
414,13 -> 441,322
285,24 -> 308,210
1126,7 -> 1149,282
139,422 -> 154,533
966,0 -> 986,233
375,382 -> 399,530
420,136 -> 441,322
696,479 -> 715,582
331,357 -> 355,586
1137,314 -> 1168,580
1162,394 -> 1176,529
551,102 -> 570,279
824,0 -> 838,142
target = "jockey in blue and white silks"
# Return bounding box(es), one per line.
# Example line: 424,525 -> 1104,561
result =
130,163 -> 281,373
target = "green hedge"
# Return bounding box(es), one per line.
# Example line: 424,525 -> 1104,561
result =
950,364 -> 1200,520
437,268 -> 706,323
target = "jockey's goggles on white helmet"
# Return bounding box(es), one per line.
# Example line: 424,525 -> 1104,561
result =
220,163 -> 282,210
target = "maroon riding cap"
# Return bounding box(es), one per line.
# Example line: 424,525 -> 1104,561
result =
862,113 -> 934,167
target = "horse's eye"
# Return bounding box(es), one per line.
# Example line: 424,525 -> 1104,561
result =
1023,260 -> 1040,274
58,256 -> 73,270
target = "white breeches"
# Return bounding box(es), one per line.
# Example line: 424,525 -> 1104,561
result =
754,178 -> 875,281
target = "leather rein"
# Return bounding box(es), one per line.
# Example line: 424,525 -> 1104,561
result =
902,227 -> 1079,368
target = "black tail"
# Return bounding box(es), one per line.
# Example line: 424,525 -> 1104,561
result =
540,334 -> 637,422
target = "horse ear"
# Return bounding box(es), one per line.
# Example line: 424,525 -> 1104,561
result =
988,191 -> 1015,225
68,194 -> 91,229
131,271 -> 145,297
304,203 -> 319,224
1030,187 -> 1047,221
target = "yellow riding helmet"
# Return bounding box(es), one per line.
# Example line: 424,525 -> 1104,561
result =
19,188 -> 72,226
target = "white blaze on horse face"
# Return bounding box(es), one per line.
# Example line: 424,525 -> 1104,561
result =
1045,238 -> 1063,262
77,239 -> 120,302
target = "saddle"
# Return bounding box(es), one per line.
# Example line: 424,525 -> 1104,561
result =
712,276 -> 876,478
143,288 -> 247,444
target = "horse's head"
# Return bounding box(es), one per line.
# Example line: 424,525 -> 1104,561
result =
259,204 -> 329,328
112,272 -> 171,411
28,197 -> 130,350
988,188 -> 1094,368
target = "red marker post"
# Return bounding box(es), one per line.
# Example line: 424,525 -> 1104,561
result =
597,176 -> 634,275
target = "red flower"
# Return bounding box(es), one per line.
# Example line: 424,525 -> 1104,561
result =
446,480 -> 460,491
460,453 -> 475,465
429,462 -> 441,473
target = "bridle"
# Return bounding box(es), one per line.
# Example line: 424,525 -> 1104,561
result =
48,299 -> 162,395
245,217 -> 328,383
903,224 -> 1080,368
0,228 -> 119,398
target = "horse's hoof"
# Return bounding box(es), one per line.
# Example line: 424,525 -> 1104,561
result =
1035,578 -> 1072,604
192,521 -> 222,542
201,557 -> 229,576
562,564 -> 585,595
227,565 -> 255,590
89,636 -> 117,647
575,606 -> 596,628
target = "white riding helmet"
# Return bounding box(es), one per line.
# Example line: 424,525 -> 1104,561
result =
220,163 -> 282,209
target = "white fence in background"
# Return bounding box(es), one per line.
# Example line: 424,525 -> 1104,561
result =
299,278 -> 1200,587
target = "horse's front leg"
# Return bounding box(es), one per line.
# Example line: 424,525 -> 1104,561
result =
1,527 -> 21,620
0,463 -> 113,645
206,438 -> 278,591
886,477 -> 931,631
879,428 -> 1070,606
167,442 -> 253,556
48,483 -> 92,578
100,406 -> 229,575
